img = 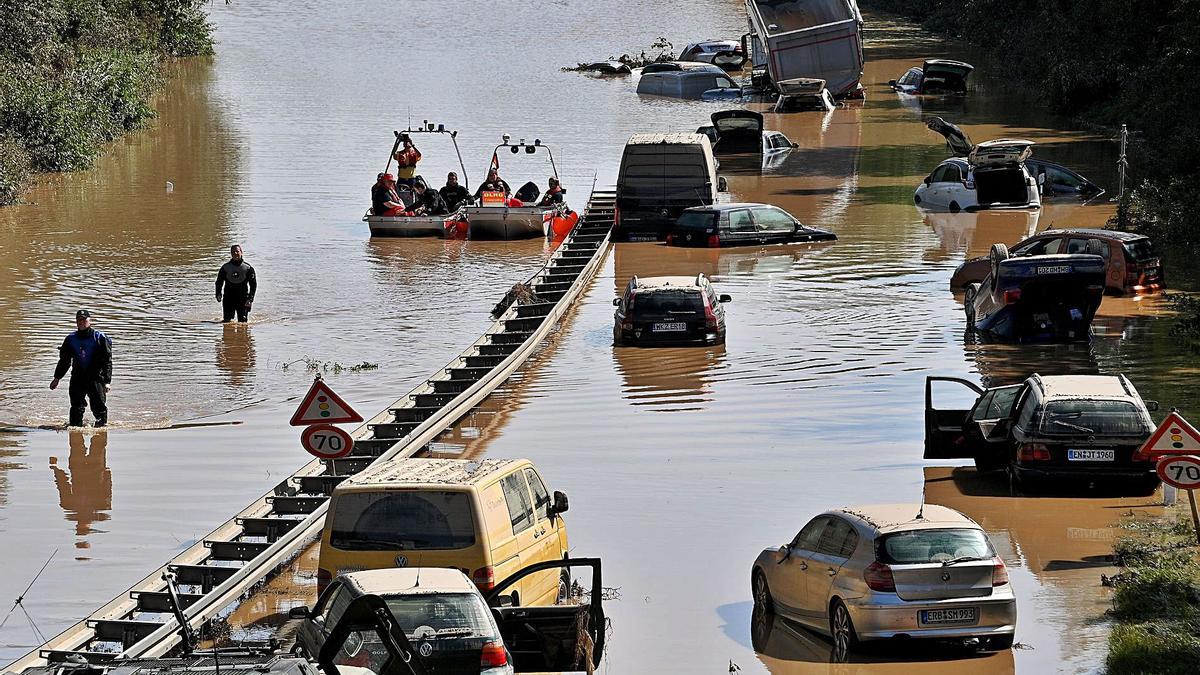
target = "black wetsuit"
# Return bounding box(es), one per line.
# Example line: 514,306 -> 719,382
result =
55,328 -> 112,427
410,188 -> 449,215
439,184 -> 471,211
216,259 -> 258,322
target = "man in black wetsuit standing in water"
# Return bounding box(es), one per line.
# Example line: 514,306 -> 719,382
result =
215,245 -> 257,323
50,309 -> 112,427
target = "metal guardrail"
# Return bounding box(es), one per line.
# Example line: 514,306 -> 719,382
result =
3,189 -> 617,672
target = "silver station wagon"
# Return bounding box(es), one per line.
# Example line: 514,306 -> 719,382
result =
751,504 -> 1016,657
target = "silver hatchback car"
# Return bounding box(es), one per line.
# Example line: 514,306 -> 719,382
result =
751,504 -> 1016,656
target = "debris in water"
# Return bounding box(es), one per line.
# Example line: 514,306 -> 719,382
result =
562,36 -> 676,73
281,357 -> 380,374
491,282 -> 542,318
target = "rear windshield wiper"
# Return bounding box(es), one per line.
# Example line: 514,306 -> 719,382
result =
942,555 -> 988,567
1049,418 -> 1094,434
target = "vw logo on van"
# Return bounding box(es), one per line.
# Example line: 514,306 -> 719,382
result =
418,642 -> 433,657
395,555 -> 408,567
941,571 -> 951,582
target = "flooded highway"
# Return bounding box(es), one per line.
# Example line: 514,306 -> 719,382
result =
1,2 -> 1198,673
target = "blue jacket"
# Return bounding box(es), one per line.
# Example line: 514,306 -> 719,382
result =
55,329 -> 112,383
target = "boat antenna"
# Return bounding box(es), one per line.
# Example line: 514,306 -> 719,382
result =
916,481 -> 926,520
0,548 -> 57,639
415,566 -> 421,588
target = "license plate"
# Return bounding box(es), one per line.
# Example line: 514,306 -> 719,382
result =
1068,449 -> 1116,461
652,322 -> 687,332
919,607 -> 978,626
1037,265 -> 1071,275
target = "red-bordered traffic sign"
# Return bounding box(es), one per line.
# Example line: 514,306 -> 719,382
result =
290,377 -> 363,426
1157,455 -> 1200,490
1139,411 -> 1200,459
301,424 -> 355,459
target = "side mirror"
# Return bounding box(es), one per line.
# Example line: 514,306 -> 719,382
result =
719,294 -> 732,303
717,176 -> 728,192
1146,400 -> 1160,412
923,176 -> 932,186
791,142 -> 798,148
493,593 -> 516,609
612,298 -> 621,306
549,490 -> 569,516
888,79 -> 897,87
288,605 -> 310,620
776,544 -> 791,564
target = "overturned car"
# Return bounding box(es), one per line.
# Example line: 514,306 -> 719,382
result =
964,242 -> 1106,342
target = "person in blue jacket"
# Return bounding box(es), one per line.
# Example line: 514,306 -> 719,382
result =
50,309 -> 113,427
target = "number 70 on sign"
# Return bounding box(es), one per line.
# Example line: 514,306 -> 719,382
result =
301,424 -> 355,459
1157,455 -> 1200,545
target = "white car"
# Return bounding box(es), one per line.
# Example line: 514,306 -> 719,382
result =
915,141 -> 1041,212
678,40 -> 746,69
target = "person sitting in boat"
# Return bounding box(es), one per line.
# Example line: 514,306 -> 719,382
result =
407,180 -> 449,216
439,172 -> 471,211
392,135 -> 422,187
473,169 -> 511,204
537,177 -> 565,207
371,173 -> 407,216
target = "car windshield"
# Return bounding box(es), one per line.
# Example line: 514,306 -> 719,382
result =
675,211 -> 716,230
878,528 -> 993,565
1124,239 -> 1156,262
386,593 -> 497,641
1036,400 -> 1149,436
330,491 -> 476,550
635,290 -> 703,315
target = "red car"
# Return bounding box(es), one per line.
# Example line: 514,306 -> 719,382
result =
951,228 -> 1163,295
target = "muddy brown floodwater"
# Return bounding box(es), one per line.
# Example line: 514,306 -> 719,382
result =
1,3 -> 1198,673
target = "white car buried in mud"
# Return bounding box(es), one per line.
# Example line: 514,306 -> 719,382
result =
915,140 -> 1041,213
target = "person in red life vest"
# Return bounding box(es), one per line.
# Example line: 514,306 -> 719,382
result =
538,176 -> 565,206
392,135 -> 422,187
371,174 -> 407,216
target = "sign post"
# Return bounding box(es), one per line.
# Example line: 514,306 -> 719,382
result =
290,376 -> 363,460
1156,455 -> 1200,544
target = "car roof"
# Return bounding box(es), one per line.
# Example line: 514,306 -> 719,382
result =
627,132 -> 708,146
835,504 -> 977,534
340,567 -> 477,596
939,157 -> 970,168
1033,228 -> 1147,242
1032,374 -> 1135,400
686,202 -> 774,212
341,457 -> 523,488
632,275 -> 706,290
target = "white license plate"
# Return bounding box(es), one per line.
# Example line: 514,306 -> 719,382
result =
919,607 -> 978,626
1068,449 -> 1116,461
1037,265 -> 1071,275
652,322 -> 687,332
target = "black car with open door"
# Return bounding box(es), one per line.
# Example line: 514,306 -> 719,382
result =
706,110 -> 764,154
924,374 -> 1160,493
484,557 -> 605,673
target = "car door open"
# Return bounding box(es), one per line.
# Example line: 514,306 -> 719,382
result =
924,376 -> 984,459
485,557 -> 605,672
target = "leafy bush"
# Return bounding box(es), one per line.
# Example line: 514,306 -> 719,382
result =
0,0 -> 213,203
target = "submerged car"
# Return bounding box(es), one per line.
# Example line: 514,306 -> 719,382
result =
924,374 -> 1160,493
1024,158 -> 1103,199
951,228 -> 1164,295
751,504 -> 1016,658
964,242 -> 1105,341
637,64 -> 741,100
695,110 -> 796,155
613,274 -> 730,346
916,117 -> 1041,212
666,203 -> 836,247
679,39 -> 747,69
890,59 -> 974,95
294,559 -> 606,673
773,77 -> 836,112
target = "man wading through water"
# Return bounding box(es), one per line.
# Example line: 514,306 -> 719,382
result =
50,310 -> 112,428
215,245 -> 257,322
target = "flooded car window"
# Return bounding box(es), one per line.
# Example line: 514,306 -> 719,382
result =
1124,238 -> 1157,261
636,291 -> 704,315
1036,400 -> 1149,436
676,211 -> 716,230
879,528 -> 993,564
385,593 -> 497,641
330,491 -> 476,550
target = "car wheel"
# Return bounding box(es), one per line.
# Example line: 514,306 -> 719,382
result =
557,570 -> 571,604
949,200 -> 961,213
829,599 -> 859,661
752,569 -> 774,613
914,194 -> 922,205
982,633 -> 1015,651
964,285 -> 978,328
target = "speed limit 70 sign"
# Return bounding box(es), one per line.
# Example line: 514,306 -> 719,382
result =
301,424 -> 355,459
1157,455 -> 1200,490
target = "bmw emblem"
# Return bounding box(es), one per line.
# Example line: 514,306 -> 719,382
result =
395,555 -> 408,567
941,571 -> 951,582
418,642 -> 433,658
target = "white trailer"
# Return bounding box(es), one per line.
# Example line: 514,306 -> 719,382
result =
745,0 -> 864,97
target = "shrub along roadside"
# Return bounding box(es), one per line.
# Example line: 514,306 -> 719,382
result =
0,1 -> 214,204
1106,504 -> 1200,674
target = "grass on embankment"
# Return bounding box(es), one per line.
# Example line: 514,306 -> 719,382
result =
1107,501 -> 1200,673
0,1 -> 215,204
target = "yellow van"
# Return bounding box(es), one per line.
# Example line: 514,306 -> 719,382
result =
317,457 -> 570,607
